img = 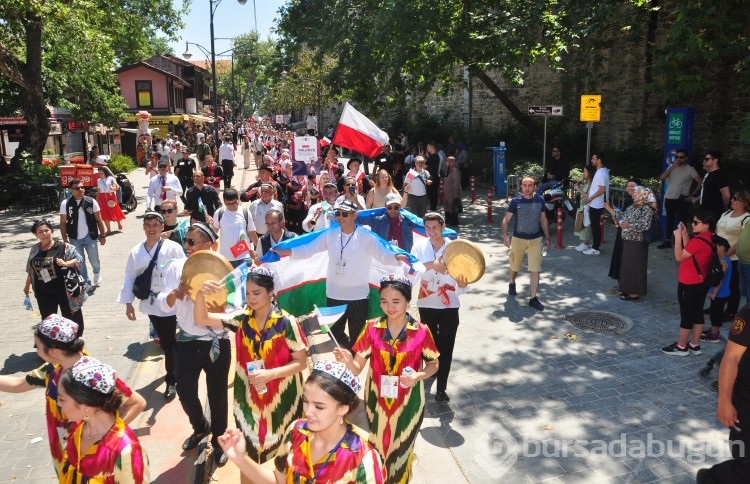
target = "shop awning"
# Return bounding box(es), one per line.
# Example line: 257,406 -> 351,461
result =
123,114 -> 186,124
186,114 -> 215,124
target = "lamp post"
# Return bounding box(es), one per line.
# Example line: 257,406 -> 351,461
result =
181,0 -> 246,142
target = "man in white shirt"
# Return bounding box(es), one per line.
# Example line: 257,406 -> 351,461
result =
249,183 -> 283,236
583,153 -> 610,255
212,188 -> 259,268
306,112 -> 317,136
302,182 -> 339,232
273,200 -> 406,349
118,211 -> 186,400
146,159 -> 183,211
218,135 -> 236,189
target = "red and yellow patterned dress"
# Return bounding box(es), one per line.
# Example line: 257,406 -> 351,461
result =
352,315 -> 439,484
225,305 -> 308,462
274,418 -> 385,483
25,362 -> 133,477
60,415 -> 149,484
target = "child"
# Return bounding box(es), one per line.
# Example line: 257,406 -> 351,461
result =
702,235 -> 731,342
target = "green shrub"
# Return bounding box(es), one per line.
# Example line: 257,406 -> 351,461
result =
107,154 -> 137,174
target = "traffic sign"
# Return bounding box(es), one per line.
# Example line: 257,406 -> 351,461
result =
528,105 -> 563,116
580,95 -> 601,122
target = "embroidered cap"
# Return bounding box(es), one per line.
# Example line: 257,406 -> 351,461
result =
334,200 -> 358,213
248,266 -> 275,279
380,274 -> 412,288
71,356 -> 117,395
190,222 -> 218,242
37,315 -> 79,343
313,360 -> 362,395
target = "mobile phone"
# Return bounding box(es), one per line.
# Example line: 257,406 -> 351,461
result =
349,186 -> 355,195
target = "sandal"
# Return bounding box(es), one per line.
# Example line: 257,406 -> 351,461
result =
620,294 -> 639,301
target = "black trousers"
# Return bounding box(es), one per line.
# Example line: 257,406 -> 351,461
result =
729,260 -> 741,315
589,207 -> 603,250
173,338 -> 231,447
701,395 -> 750,483
427,179 -> 440,211
148,315 -> 177,385
327,297 -> 369,350
221,159 -> 234,188
35,282 -> 84,336
420,307 -> 459,392
664,197 -> 690,236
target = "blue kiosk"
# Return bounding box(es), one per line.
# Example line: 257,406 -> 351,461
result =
488,142 -> 508,198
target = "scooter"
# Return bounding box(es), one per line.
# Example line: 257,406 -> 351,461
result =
116,173 -> 137,212
541,180 -> 575,223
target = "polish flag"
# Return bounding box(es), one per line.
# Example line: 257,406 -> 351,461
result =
405,169 -> 420,183
331,102 -> 389,158
319,137 -> 331,147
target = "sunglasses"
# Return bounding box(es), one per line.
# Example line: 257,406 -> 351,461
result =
345,184 -> 356,187
160,208 -> 175,214
72,186 -> 85,191
337,211 -> 352,218
185,238 -> 199,246
387,205 -> 400,211
704,157 -> 714,161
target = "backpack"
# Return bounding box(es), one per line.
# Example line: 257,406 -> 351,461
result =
691,236 -> 724,287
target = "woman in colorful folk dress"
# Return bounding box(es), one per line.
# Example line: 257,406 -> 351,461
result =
334,275 -> 439,484
218,360 -> 384,483
57,356 -> 149,483
0,316 -> 145,477
194,266 -> 308,477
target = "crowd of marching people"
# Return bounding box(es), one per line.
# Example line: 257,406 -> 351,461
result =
12,116 -> 478,483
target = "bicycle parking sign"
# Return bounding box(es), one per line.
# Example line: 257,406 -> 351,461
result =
667,112 -> 684,144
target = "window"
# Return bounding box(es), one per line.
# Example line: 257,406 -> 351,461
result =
135,80 -> 153,108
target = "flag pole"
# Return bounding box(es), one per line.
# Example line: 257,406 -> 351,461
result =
218,261 -> 249,288
314,304 -> 341,348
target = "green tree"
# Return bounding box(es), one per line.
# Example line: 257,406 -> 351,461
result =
276,0 -> 654,138
0,0 -> 187,164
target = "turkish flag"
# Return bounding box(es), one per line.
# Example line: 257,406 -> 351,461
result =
230,239 -> 250,258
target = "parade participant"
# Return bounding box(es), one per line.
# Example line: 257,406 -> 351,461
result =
240,163 -> 285,204
425,142 -> 441,211
218,360 -> 384,483
25,219 -> 87,335
410,212 -> 469,402
274,200 -> 408,349
334,275 -> 439,484
213,188 -> 259,267
159,199 -> 188,252
184,170 -> 221,225
502,175 -> 550,311
58,356 -> 150,483
342,158 -> 366,194
96,166 -> 125,235
357,192 -> 415,252
282,171 -> 309,234
302,182 -> 338,233
365,169 -> 400,209
696,304 -> 750,483
240,135 -> 253,170
59,179 -> 107,290
194,266 -> 308,472
118,211 -> 186,400
254,208 -> 297,260
249,182 -> 284,237
146,159 -> 182,212
0,316 -> 145,476
157,223 -> 231,466
219,135 -> 236,189
662,210 -> 716,356
175,147 -> 197,203
335,176 -> 366,210
201,154 -> 224,190
195,132 -> 212,166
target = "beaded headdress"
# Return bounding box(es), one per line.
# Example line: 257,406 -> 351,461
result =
313,360 -> 362,395
380,274 -> 412,288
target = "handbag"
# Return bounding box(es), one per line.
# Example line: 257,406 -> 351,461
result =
574,212 -> 584,232
55,243 -> 85,297
583,206 -> 591,227
132,240 -> 163,300
643,213 -> 663,244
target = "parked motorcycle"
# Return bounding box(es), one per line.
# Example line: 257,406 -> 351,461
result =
541,180 -> 575,223
116,173 -> 137,212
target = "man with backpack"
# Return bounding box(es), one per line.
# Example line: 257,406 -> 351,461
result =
212,188 -> 259,268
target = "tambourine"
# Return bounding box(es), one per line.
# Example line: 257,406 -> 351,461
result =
442,239 -> 486,284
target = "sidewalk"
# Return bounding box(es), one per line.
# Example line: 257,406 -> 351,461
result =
0,161 -> 733,484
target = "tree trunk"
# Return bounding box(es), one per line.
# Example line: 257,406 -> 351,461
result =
14,12 -> 49,165
468,66 -> 544,140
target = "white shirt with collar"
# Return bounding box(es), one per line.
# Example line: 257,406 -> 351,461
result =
146,172 -> 183,209
59,197 -> 101,240
302,201 -> 334,233
117,239 -> 186,315
218,142 -> 235,161
249,198 -> 283,234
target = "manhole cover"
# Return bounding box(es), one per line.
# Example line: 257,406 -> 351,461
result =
562,311 -> 633,335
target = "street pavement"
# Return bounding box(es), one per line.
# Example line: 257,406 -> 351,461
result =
0,158 -> 736,483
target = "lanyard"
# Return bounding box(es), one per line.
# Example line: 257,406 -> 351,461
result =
309,430 -> 347,483
339,227 -> 356,260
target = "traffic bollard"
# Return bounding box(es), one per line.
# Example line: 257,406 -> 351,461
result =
555,206 -> 564,248
486,189 -> 493,223
600,215 -> 607,244
471,176 -> 476,204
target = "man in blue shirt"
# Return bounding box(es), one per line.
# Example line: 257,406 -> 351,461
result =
501,176 -> 550,310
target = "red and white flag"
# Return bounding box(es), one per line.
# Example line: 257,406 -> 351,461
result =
230,233 -> 251,258
320,137 -> 331,147
405,169 -> 420,183
331,102 -> 389,158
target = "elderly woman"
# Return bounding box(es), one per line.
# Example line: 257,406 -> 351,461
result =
604,185 -> 656,300
443,156 -> 462,226
714,190 -> 750,318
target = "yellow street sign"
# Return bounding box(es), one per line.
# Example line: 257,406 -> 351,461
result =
580,95 -> 601,122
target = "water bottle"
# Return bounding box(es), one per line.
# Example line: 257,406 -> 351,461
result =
399,366 -> 413,389
247,363 -> 267,394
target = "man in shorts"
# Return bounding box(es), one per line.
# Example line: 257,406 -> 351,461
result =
501,176 -> 550,311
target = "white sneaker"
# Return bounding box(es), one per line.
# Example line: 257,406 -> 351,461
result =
583,248 -> 600,255
93,272 -> 102,286
575,243 -> 590,251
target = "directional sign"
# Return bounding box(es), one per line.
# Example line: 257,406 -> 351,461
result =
528,105 -> 563,116
580,95 -> 602,122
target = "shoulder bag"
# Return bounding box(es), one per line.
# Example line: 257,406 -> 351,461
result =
132,240 -> 163,300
